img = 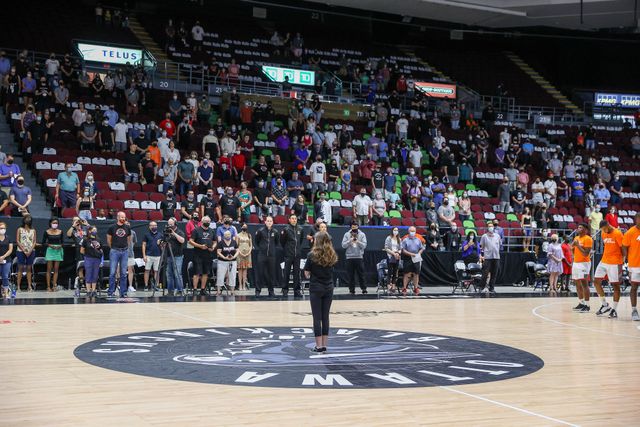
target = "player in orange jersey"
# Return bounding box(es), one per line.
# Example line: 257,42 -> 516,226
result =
622,213 -> 640,321
593,220 -> 623,318
572,223 -> 593,313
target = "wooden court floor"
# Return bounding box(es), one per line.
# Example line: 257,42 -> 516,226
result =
1,296 -> 639,426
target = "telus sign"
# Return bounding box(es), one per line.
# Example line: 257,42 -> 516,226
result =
77,43 -> 143,65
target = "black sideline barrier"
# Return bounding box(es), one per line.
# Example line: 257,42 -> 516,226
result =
0,218 -> 536,288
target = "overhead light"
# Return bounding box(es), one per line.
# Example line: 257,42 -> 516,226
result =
421,0 -> 527,17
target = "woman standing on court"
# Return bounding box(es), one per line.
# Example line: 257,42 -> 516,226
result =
304,231 -> 338,353
384,227 -> 401,293
42,218 -> 64,292
16,214 -> 37,292
546,233 -> 564,294
81,226 -> 103,298
216,229 -> 239,296
236,224 -> 252,291
0,222 -> 14,298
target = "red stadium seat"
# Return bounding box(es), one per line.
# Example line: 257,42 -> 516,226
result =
132,211 -> 148,221
148,211 -> 163,221
62,208 -> 78,218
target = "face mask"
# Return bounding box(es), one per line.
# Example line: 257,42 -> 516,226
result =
7,159 -> 13,165
202,222 -> 210,228
409,231 -> 416,237
392,230 -> 398,236
166,193 -> 173,198
17,179 -> 24,186
241,227 -> 248,232
66,167 -> 72,173
488,227 -> 494,233
187,195 -> 194,200
36,116 -> 42,122
0,229 -> 6,235
173,96 -> 178,100
90,231 -> 97,238
84,191 -> 89,197
150,227 -> 157,233
51,224 -> 58,229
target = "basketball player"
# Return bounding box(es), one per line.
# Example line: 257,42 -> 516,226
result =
622,212 -> 640,321
572,223 -> 593,312
593,220 -> 623,318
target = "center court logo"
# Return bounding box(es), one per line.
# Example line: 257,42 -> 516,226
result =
74,327 -> 544,389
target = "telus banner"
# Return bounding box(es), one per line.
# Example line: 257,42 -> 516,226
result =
77,43 -> 143,65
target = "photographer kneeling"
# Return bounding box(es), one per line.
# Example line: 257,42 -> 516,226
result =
163,218 -> 186,296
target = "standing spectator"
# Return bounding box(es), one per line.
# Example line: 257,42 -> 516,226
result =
605,206 -> 619,229
113,118 -> 128,152
254,216 -> 279,297
9,176 -> 32,217
588,205 -> 603,236
122,144 -> 141,184
218,187 -> 242,222
341,223 -> 368,295
270,177 -> 288,217
401,226 -> 424,295
176,118 -> 195,150
176,157 -> 195,196
142,222 -> 162,292
444,223 -> 462,251
383,227 -> 402,293
159,112 -> 177,139
125,84 -> 139,118
560,234 -> 573,292
371,192 -> 386,226
106,212 -> 131,298
42,218 -> 63,292
163,218 -> 185,295
594,181 -> 611,210
426,224 -> 442,251
511,184 -> 526,214
462,231 -> 481,264
546,233 -> 564,294
437,198 -> 456,234
79,226 -> 102,298
497,177 -> 511,213
188,216 -> 216,296
215,230 -> 238,295
352,188 -> 372,226
531,177 -> 545,205
191,21 -> 204,51
139,151 -> 157,186
479,224 -> 501,293
55,163 -> 79,209
544,173 -> 558,207
309,156 -> 327,203
15,215 -> 36,292
631,131 -> 640,159
0,156 -> 21,195
236,224 -> 252,291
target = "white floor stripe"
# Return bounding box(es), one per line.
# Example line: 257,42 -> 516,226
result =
147,304 -> 225,327
440,386 -> 580,426
532,302 -> 640,339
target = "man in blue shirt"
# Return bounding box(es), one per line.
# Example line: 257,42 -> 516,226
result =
56,163 -> 80,209
9,176 -> 32,216
104,104 -> 119,128
593,182 -> 610,210
572,175 -> 585,203
287,171 -> 303,208
0,155 -> 21,195
383,167 -> 396,196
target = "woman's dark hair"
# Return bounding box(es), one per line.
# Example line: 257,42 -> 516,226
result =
22,214 -> 33,228
388,227 -> 400,243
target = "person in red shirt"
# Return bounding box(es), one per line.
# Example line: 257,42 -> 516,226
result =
238,133 -> 254,163
231,149 -> 246,181
396,75 -> 407,93
358,155 -> 375,186
159,112 -> 176,138
605,206 -> 619,228
240,102 -> 253,127
560,234 -> 573,292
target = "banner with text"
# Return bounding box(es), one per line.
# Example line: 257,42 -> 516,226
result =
414,82 -> 457,99
262,65 -> 315,86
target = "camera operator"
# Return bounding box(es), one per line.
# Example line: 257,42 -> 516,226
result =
162,217 -> 185,295
188,215 -> 216,296
341,222 -> 368,295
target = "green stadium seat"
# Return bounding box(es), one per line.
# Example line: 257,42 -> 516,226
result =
465,184 -> 477,191
274,120 -> 283,128
257,133 -> 268,141
329,191 -> 342,200
389,210 -> 401,218
507,213 -> 519,222
463,220 -> 475,229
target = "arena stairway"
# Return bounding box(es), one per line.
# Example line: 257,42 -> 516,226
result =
0,112 -> 51,218
504,52 -> 583,114
127,16 -> 180,80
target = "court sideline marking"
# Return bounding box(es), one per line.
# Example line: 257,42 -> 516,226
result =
532,302 -> 640,339
440,386 -> 580,426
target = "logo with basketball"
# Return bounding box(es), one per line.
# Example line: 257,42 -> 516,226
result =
74,327 -> 543,389
115,228 -> 127,238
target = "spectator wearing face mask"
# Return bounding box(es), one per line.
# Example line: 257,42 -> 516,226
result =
353,189 -> 373,226
218,187 -> 242,223
56,163 -> 80,210
594,181 -> 611,210
437,197 -> 456,234
196,157 -> 213,193
445,224 -> 462,251
159,112 -> 177,138
401,226 -> 424,296
371,192 -> 386,226
202,128 -> 219,157
479,225 -> 501,293
188,215 -> 216,296
589,205 -> 603,236
76,185 -> 94,221
113,118 -> 129,153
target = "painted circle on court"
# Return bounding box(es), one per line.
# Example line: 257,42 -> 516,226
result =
74,327 -> 544,388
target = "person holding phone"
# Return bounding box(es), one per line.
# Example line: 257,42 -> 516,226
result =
462,231 -> 480,264
304,231 -> 338,353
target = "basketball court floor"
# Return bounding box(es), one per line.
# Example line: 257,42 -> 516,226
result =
1,294 -> 639,426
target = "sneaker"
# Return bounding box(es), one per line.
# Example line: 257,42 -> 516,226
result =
268,290 -> 275,297
255,289 -> 261,297
199,289 -> 207,296
107,293 -> 115,298
349,290 -> 356,295
608,309 -> 618,319
572,303 -> 585,311
632,309 -> 640,321
310,347 -> 326,354
579,305 -> 591,313
128,286 -> 136,293
362,289 -> 368,295
281,289 -> 289,296
596,303 -> 611,316
294,291 -> 303,298
10,288 -> 16,298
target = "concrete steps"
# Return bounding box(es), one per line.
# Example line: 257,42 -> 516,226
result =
0,111 -> 51,218
504,51 -> 582,114
128,16 -> 180,80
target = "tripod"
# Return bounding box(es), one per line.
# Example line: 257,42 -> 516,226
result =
154,239 -> 182,297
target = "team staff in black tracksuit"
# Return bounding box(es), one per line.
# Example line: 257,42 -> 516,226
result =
280,213 -> 306,297
254,216 -> 279,297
